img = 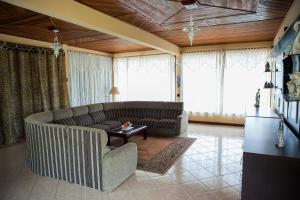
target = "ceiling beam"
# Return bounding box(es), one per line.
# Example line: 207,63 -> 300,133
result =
2,0 -> 180,55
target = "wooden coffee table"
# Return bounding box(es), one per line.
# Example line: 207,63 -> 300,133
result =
106,125 -> 147,145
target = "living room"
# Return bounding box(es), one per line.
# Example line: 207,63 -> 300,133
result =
0,0 -> 300,200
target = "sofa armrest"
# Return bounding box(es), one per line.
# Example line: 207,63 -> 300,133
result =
102,142 -> 137,192
176,111 -> 188,135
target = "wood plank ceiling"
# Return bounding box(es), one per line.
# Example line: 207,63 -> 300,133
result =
0,1 -> 151,53
0,0 -> 293,53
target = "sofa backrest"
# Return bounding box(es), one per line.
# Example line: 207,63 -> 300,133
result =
88,103 -> 106,124
25,115 -> 110,191
101,101 -> 183,120
161,102 -> 183,119
72,106 -> 93,126
142,101 -> 164,119
25,111 -> 53,124
122,101 -> 146,118
53,108 -> 76,125
103,102 -> 124,120
65,126 -> 109,189
49,101 -> 183,124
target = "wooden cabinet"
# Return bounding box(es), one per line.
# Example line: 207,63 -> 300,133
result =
242,114 -> 300,200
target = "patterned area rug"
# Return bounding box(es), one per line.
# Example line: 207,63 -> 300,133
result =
110,135 -> 196,174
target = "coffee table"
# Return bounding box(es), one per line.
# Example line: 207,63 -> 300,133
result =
106,125 -> 147,145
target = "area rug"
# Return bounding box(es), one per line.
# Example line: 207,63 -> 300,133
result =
110,136 -> 196,174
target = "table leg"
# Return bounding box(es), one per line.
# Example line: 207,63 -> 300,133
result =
143,130 -> 147,140
107,134 -> 111,146
124,137 -> 128,144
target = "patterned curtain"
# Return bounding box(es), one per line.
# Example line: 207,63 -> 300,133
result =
0,42 -> 69,145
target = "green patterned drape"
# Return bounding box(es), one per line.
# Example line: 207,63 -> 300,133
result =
0,42 -> 69,145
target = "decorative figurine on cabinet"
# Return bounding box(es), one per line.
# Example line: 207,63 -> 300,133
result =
276,114 -> 285,148
254,89 -> 260,107
265,61 -> 271,72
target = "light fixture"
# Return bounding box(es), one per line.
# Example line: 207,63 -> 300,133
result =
109,86 -> 120,102
49,27 -> 62,58
109,87 -> 120,95
182,16 -> 200,46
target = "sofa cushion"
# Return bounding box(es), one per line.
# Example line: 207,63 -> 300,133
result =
88,103 -> 104,113
90,111 -> 106,124
53,108 -> 73,121
156,119 -> 176,129
52,108 -> 76,125
90,124 -> 110,131
72,106 -> 89,117
101,120 -> 122,129
73,114 -> 94,127
139,118 -> 158,128
55,118 -> 76,126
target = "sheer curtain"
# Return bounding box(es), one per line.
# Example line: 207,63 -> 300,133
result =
115,54 -> 175,101
223,48 -> 270,114
68,51 -> 112,106
182,48 -> 270,114
182,51 -> 224,113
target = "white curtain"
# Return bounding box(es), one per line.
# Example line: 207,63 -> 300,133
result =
68,51 -> 112,106
223,48 -> 270,114
115,54 -> 175,101
182,51 -> 224,113
183,48 -> 270,114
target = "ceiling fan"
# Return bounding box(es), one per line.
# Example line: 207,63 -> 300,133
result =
167,0 -> 199,10
167,0 -> 258,12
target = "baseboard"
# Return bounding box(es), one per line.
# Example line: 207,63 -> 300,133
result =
189,120 -> 245,127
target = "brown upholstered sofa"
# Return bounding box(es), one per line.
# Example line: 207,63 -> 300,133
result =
54,101 -> 188,136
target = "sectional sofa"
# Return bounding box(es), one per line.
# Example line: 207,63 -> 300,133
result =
25,101 -> 188,191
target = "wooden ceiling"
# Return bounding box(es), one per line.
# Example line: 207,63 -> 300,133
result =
0,1 -> 151,53
0,0 -> 293,53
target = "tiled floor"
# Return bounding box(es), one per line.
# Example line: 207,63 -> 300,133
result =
0,123 -> 244,200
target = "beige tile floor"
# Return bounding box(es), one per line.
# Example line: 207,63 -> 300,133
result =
0,123 -> 244,200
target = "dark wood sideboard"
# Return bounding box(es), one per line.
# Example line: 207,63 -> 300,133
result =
242,108 -> 300,200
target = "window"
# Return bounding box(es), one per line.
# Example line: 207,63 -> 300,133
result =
223,49 -> 270,114
115,54 -> 175,101
182,51 -> 224,113
183,48 -> 270,114
68,51 -> 112,106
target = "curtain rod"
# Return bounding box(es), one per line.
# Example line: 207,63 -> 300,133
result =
182,47 -> 271,54
115,52 -> 172,59
0,40 -> 64,54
